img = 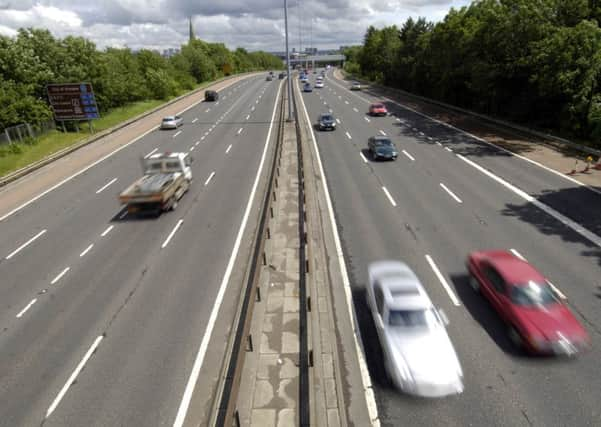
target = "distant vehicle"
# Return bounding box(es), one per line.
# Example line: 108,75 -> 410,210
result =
300,75 -> 309,83
160,115 -> 183,129
317,113 -> 336,131
350,81 -> 361,90
278,72 -> 285,79
467,250 -> 590,356
266,75 -> 273,81
118,152 -> 192,215
368,136 -> 398,160
303,82 -> 313,92
366,261 -> 464,397
369,103 -> 388,116
316,75 -> 323,82
205,90 -> 219,101
315,81 -> 324,89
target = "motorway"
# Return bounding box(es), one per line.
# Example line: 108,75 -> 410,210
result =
298,70 -> 601,426
0,74 -> 282,426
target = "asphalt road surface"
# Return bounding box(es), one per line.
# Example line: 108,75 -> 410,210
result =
0,75 -> 282,426
299,69 -> 601,426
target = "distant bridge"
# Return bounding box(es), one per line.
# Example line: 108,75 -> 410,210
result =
273,53 -> 345,67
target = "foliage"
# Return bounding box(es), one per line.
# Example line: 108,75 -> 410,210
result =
350,0 -> 601,142
0,28 -> 282,131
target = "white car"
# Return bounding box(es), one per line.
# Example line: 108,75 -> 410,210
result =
350,81 -> 361,90
366,261 -> 464,398
161,115 -> 183,129
315,81 -> 324,88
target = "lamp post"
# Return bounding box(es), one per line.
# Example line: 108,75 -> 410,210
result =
284,0 -> 293,121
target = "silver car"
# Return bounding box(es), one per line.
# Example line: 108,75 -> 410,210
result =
366,261 -> 464,397
350,81 -> 361,90
161,115 -> 183,129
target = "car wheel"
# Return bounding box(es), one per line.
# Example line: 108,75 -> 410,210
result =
469,275 -> 480,292
508,326 -> 523,349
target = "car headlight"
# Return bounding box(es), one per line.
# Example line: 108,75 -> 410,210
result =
527,335 -> 551,351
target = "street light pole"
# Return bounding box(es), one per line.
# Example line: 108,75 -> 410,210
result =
284,0 -> 293,121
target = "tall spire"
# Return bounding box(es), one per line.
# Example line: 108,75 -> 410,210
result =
189,16 -> 195,42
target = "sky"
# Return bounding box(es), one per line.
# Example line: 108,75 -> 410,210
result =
0,0 -> 472,52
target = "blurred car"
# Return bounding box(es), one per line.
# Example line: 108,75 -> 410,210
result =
369,103 -> 388,116
317,113 -> 336,131
303,82 -> 313,92
205,90 -> 219,101
300,74 -> 309,83
266,75 -> 273,81
368,136 -> 398,160
467,250 -> 590,356
315,81 -> 324,89
160,115 -> 183,129
278,72 -> 286,79
366,261 -> 464,397
350,81 -> 361,90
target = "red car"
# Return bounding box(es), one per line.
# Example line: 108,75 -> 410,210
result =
369,103 -> 388,116
466,250 -> 590,356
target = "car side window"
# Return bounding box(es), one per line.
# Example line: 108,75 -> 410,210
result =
484,265 -> 506,294
374,283 -> 385,316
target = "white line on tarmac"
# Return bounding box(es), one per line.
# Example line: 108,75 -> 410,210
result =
457,154 -> 601,249
191,118 -> 198,123
173,80 -> 284,427
402,150 -> 415,161
215,101 -> 220,105
100,225 -> 113,237
161,219 -> 183,249
6,229 -> 47,260
195,141 -> 200,146
237,127 -> 243,135
204,171 -> 216,186
353,107 -> 359,112
510,248 -> 526,260
364,117 -> 370,123
359,152 -> 368,163
345,131 -> 352,140
79,244 -> 94,257
436,142 -> 442,146
251,106 -> 255,111
382,186 -> 397,207
95,178 -> 117,194
45,335 -> 104,419
379,130 -> 386,136
144,148 -> 158,158
173,130 -> 182,138
345,100 -> 349,105
189,146 -> 195,152
440,183 -> 463,203
201,136 -> 206,141
246,114 -> 250,120
205,108 -> 210,112
445,147 -> 453,152
425,255 -> 461,306
226,144 -> 232,154
16,299 -> 37,318
50,267 -> 70,285
336,119 -> 341,124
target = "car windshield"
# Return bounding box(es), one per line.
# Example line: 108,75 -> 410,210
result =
374,139 -> 393,146
320,115 -> 333,121
372,104 -> 384,108
389,309 -> 437,328
510,281 -> 560,306
163,117 -> 174,121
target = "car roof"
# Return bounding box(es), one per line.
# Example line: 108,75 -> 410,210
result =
370,261 -> 431,310
163,116 -> 175,120
480,250 -> 545,285
371,135 -> 392,141
371,103 -> 385,107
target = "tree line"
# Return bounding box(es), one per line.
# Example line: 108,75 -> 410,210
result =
0,28 -> 282,131
344,0 -> 601,143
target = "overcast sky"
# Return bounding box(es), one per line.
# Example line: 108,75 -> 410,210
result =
0,0 -> 471,52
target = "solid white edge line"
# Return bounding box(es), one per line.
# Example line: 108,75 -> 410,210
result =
381,186 -> 397,207
295,78 -> 380,425
402,150 -> 415,161
509,248 -> 526,261
6,229 -> 47,260
440,183 -> 463,204
173,80 -> 284,427
144,148 -> 158,158
79,243 -> 94,257
161,219 -> 183,249
50,267 -> 70,285
359,152 -> 368,163
425,255 -> 461,306
345,131 -> 352,140
95,177 -> 118,194
45,335 -> 104,419
100,225 -> 113,237
16,298 -> 37,318
204,171 -> 216,186
173,130 -> 182,138
226,144 -> 232,154
457,154 -> 601,248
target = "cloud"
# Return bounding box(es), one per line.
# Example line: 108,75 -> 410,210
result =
0,0 -> 471,51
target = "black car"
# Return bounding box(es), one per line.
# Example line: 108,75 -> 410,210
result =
266,75 -> 273,81
368,136 -> 398,160
278,72 -> 285,79
317,113 -> 336,131
205,90 -> 219,101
